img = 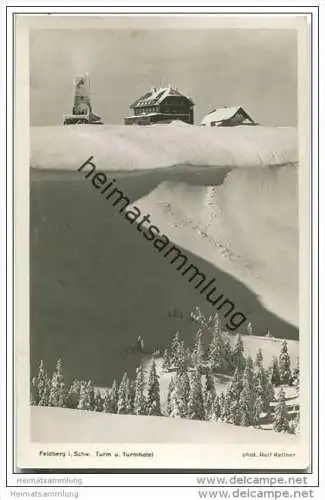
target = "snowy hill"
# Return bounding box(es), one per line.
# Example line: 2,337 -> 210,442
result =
31,406 -> 299,444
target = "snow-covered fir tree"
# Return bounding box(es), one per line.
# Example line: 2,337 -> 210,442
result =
292,356 -> 300,395
125,376 -> 133,414
77,380 -> 94,411
220,390 -> 233,423
204,390 -> 215,420
89,383 -> 96,411
191,330 -> 205,370
205,370 -> 216,399
170,331 -> 181,369
94,390 -> 103,412
288,409 -> 300,435
187,368 -> 205,420
166,376 -> 175,416
270,356 -> 281,386
279,340 -> 292,385
223,333 -> 234,373
102,389 -> 111,413
129,379 -> 136,410
273,388 -> 290,433
211,394 -> 222,422
232,334 -> 246,372
103,380 -> 118,413
228,367 -> 244,401
238,356 -> 257,426
117,372 -> 132,414
110,380 -> 118,413
162,349 -> 170,371
133,365 -> 147,415
254,353 -> 274,414
255,348 -> 264,368
147,359 -> 161,416
224,367 -> 244,425
207,328 -> 225,373
175,340 -> 187,374
49,358 -> 66,407
169,388 -> 182,418
32,360 -> 49,406
177,370 -> 191,417
66,379 -> 82,409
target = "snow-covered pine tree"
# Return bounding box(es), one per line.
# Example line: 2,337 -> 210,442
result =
187,369 -> 205,420
288,409 -> 300,435
129,379 -> 136,411
30,377 -> 38,405
204,390 -> 215,421
102,389 -> 111,413
94,390 -> 103,412
224,367 -> 244,425
255,348 -> 264,368
175,340 -> 187,374
270,356 -> 281,386
292,356 -> 300,394
211,394 -> 221,422
254,354 -> 273,414
232,334 -> 246,372
220,390 -> 233,423
66,379 -> 82,409
174,370 -> 191,418
162,349 -> 170,371
133,365 -> 147,415
124,376 -> 133,414
238,356 -> 256,426
77,381 -> 94,411
147,359 -> 161,416
110,380 -> 118,413
228,367 -> 244,402
170,331 -> 181,367
203,369 -> 216,420
218,392 -> 226,421
191,330 -> 205,370
279,340 -> 292,385
207,329 -> 225,373
223,333 -> 234,373
209,311 -> 221,337
166,376 -> 175,416
205,370 -> 216,399
117,372 -> 130,414
34,360 -> 49,405
88,382 -> 96,411
39,378 -> 51,407
273,388 -> 290,433
49,358 -> 66,408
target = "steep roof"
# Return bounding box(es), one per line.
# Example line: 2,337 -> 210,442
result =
131,86 -> 194,108
201,106 -> 255,125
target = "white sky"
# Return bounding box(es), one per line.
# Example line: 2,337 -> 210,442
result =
30,28 -> 297,126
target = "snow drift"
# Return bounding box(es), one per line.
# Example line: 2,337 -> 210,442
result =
31,123 -> 297,172
30,124 -> 298,386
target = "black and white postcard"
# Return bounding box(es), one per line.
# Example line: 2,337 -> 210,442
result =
12,13 -> 311,471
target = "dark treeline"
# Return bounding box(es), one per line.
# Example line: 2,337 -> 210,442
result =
30,310 -> 300,434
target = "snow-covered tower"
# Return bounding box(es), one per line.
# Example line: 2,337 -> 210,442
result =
63,74 -> 103,125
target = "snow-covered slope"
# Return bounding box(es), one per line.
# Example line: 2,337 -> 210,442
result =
31,406 -> 299,444
30,124 -> 298,386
